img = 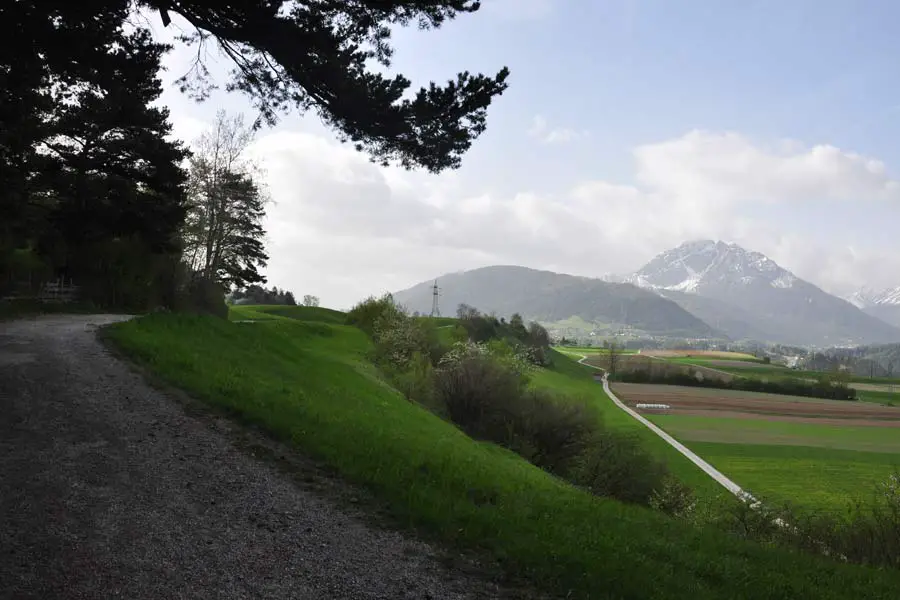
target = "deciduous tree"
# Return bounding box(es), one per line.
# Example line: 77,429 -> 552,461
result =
183,111 -> 268,289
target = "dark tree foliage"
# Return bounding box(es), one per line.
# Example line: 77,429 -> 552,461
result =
612,369 -> 858,401
231,284 -> 296,306
456,304 -> 552,365
201,170 -> 268,289
137,0 -> 509,172
1,0 -> 189,308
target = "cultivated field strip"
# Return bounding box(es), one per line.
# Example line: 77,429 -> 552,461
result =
611,383 -> 900,425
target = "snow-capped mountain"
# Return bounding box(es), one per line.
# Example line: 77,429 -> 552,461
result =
845,286 -> 900,328
845,286 -> 900,308
624,240 -> 900,346
624,240 -> 798,294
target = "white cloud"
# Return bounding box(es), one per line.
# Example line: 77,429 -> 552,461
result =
191,124 -> 900,308
634,130 -> 900,204
528,115 -> 589,144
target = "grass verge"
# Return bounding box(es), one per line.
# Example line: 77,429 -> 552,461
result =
103,309 -> 900,599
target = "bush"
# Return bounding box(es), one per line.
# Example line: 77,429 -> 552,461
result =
179,277 -> 228,318
433,352 -> 527,442
506,389 -> 597,475
389,351 -> 438,409
649,476 -> 697,517
433,350 -> 598,476
569,430 -> 669,505
346,293 -> 400,336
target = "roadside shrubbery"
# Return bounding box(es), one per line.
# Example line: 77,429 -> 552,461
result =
348,294 -> 673,506
613,368 -> 858,401
346,295 -> 900,571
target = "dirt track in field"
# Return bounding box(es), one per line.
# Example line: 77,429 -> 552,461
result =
611,383 -> 900,426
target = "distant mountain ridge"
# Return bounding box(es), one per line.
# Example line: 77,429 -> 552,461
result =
846,286 -> 900,329
625,240 -> 900,346
393,265 -> 718,338
393,242 -> 900,347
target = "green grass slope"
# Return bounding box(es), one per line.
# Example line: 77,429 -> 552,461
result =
230,304 -> 347,324
103,309 -> 900,600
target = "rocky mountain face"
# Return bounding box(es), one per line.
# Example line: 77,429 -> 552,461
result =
626,240 -> 900,346
846,286 -> 900,328
392,265 -> 718,338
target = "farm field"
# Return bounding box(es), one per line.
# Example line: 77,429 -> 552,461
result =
553,345 -> 639,355
856,389 -> 900,406
610,382 -> 900,511
666,357 -> 780,370
642,349 -> 761,361
687,442 -> 900,513
610,383 -> 900,424
656,353 -> 900,393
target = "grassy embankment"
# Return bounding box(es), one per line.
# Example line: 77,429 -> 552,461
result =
103,306 -> 900,599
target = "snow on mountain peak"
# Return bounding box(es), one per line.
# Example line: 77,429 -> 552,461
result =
627,240 -> 796,294
847,286 -> 900,307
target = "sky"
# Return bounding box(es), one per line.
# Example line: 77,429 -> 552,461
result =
147,1 -> 900,309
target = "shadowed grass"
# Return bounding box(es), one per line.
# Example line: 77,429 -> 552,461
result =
104,309 -> 900,599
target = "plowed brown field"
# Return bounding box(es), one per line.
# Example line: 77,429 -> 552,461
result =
610,383 -> 900,427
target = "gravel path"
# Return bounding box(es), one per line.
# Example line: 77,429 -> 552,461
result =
0,315 -> 535,600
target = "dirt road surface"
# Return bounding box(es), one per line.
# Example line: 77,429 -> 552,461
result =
0,315 -> 532,600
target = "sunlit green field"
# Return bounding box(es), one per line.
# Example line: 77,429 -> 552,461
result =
647,413 -> 900,512
687,442 -> 900,513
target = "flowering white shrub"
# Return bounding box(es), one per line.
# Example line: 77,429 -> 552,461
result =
437,339 -> 533,382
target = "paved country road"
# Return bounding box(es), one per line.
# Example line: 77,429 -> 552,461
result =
0,315 -> 534,600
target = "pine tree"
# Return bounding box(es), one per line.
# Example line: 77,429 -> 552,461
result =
144,1 -> 509,172
1,1 -> 189,307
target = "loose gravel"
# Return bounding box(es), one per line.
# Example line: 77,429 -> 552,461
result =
0,315 -> 539,600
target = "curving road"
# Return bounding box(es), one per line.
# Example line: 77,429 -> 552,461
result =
0,315 -> 534,600
575,355 -> 751,500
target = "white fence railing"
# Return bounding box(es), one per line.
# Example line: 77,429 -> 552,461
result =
2,278 -> 79,303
